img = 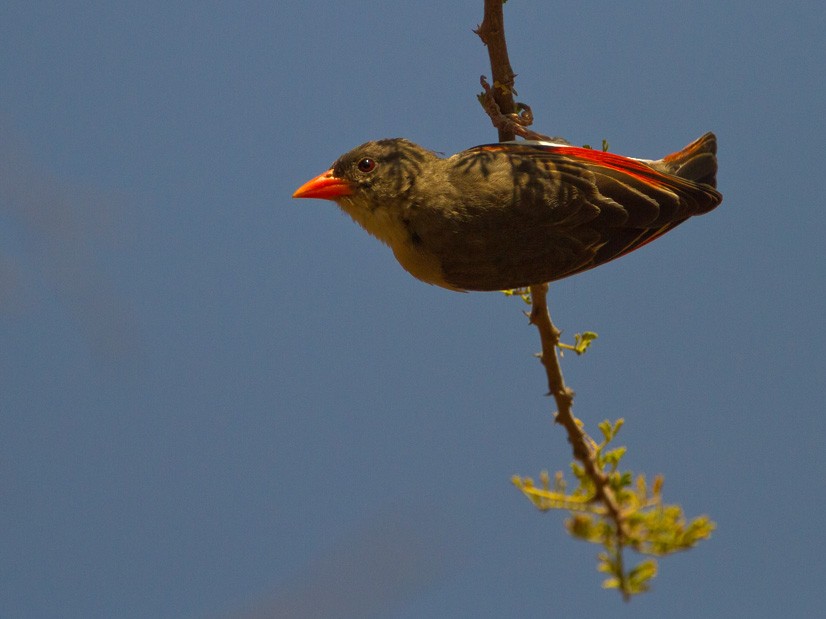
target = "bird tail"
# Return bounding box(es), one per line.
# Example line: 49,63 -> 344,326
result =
653,132 -> 718,188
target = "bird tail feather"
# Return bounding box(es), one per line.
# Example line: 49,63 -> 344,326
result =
654,132 -> 718,188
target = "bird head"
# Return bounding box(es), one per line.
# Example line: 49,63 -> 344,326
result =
293,139 -> 442,249
293,138 -> 437,204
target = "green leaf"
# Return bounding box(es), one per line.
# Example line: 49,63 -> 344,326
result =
574,331 -> 598,354
597,419 -> 614,442
602,577 -> 621,590
602,446 -> 627,469
629,560 -> 658,584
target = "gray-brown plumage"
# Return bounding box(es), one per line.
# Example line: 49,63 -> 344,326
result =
293,134 -> 721,291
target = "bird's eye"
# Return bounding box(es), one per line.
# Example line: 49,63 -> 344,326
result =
357,158 -> 376,173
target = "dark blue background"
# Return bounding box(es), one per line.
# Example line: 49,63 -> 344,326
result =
2,2 -> 823,617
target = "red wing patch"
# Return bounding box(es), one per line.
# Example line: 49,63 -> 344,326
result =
472,143 -> 695,195
538,145 -> 683,193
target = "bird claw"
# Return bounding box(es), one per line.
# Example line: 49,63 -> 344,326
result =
478,76 -> 561,142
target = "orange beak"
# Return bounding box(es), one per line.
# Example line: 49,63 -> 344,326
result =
292,169 -> 353,200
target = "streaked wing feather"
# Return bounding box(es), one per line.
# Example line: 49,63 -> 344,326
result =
441,142 -> 719,288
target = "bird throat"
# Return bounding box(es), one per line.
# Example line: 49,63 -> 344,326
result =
335,196 -> 455,290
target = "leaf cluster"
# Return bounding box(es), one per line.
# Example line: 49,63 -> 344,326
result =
512,419 -> 715,599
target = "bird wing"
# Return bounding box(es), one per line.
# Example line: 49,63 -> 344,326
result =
459,142 -> 721,278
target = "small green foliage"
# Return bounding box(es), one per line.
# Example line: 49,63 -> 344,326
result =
501,287 -> 532,304
501,291 -> 600,354
558,331 -> 599,356
598,418 -> 624,443
600,554 -> 657,596
513,418 -> 715,600
581,140 -> 610,152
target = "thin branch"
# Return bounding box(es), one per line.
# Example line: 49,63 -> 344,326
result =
474,0 -> 517,141
477,1 -> 629,542
529,284 -> 629,541
475,2 -> 567,143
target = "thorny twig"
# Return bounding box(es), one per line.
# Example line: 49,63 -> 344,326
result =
478,76 -> 567,143
476,0 -> 629,544
528,284 -> 630,542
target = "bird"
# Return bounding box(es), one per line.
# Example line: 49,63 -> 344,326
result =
292,134 -> 722,292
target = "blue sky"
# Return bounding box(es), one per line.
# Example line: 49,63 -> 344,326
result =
2,2 -> 824,617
